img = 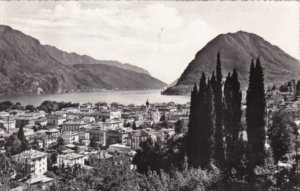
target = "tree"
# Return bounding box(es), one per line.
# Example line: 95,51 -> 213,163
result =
0,153 -> 20,190
211,52 -> 225,165
279,84 -> 288,92
224,69 -> 242,169
268,110 -> 297,163
57,136 -> 65,146
160,114 -> 166,122
47,156 -> 54,171
5,135 -> 22,155
10,111 -> 18,116
195,73 -> 208,168
186,83 -> 198,168
17,126 -> 30,151
161,120 -> 171,129
17,126 -> 25,142
0,101 -> 13,111
90,136 -> 98,148
25,105 -> 35,112
132,133 -> 186,174
132,138 -> 166,174
296,81 -> 300,96
123,121 -> 130,127
194,73 -> 208,168
246,58 -> 266,168
11,102 -> 23,110
165,136 -> 186,171
110,102 -> 119,109
38,101 -> 52,113
46,158 -> 220,191
201,80 -> 216,168
38,100 -> 69,113
187,73 -> 215,169
174,120 -> 184,134
132,121 -> 137,130
31,139 -> 40,150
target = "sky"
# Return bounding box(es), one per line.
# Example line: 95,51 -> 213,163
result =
0,1 -> 298,84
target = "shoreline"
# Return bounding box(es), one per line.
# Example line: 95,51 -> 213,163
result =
0,89 -> 190,106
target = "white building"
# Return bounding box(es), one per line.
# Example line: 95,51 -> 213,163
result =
12,149 -> 48,177
98,109 -> 122,120
44,128 -> 61,148
57,153 -> 85,168
81,116 -> 96,124
61,120 -> 87,132
107,143 -> 131,154
101,119 -> 123,130
62,132 -> 79,144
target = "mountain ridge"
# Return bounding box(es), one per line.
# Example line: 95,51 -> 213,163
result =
164,31 -> 300,95
44,44 -> 151,75
0,25 -> 165,96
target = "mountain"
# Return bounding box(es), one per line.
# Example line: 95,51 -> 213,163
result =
0,25 -> 166,96
163,31 -> 300,95
74,64 -> 166,90
44,45 -> 151,75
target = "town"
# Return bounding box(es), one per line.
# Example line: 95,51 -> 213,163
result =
0,79 -> 299,190
0,99 -> 190,190
1,79 -> 300,190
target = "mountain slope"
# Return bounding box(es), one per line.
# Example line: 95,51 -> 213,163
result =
74,64 -> 167,90
44,45 -> 151,75
163,31 -> 300,95
0,25 -> 165,96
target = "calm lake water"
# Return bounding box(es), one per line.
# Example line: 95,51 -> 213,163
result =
0,89 -> 190,106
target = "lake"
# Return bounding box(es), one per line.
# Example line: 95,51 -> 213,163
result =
0,89 -> 190,106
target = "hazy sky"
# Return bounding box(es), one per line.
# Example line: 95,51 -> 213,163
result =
0,1 -> 298,83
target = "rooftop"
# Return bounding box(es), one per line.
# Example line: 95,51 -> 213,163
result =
132,129 -> 151,137
25,174 -> 53,184
47,128 -> 60,133
13,149 -> 47,159
57,153 -> 84,160
109,143 -> 130,148
64,120 -> 86,125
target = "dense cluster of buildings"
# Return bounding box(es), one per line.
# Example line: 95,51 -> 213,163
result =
0,100 -> 189,190
2,83 -> 300,190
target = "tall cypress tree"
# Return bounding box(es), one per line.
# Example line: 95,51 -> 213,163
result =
213,52 -> 225,165
17,126 -> 25,141
246,58 -> 266,168
17,126 -> 30,152
211,72 -> 216,92
224,69 -> 242,169
195,73 -> 208,168
203,80 -> 216,168
187,83 -> 198,167
254,58 -> 266,163
224,73 -> 233,159
187,73 -> 215,169
231,69 -> 242,145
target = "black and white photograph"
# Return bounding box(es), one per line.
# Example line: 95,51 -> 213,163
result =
0,0 -> 299,190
